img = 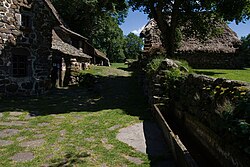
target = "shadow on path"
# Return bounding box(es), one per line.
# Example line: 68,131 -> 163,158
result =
143,121 -> 176,167
0,74 -> 149,120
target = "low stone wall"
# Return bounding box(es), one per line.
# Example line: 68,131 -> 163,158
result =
174,52 -> 242,69
139,58 -> 250,167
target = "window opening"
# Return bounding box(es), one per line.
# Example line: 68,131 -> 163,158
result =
12,54 -> 28,77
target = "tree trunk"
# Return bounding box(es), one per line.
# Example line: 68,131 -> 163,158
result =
149,0 -> 181,57
168,0 -> 181,57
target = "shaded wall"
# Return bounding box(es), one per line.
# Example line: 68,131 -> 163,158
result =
0,0 -> 55,95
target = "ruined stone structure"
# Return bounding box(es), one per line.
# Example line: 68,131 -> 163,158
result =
0,0 -> 58,95
140,19 -> 242,68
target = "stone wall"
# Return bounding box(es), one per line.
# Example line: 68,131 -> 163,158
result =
139,58 -> 250,167
0,0 -> 56,95
174,52 -> 242,69
69,57 -> 82,85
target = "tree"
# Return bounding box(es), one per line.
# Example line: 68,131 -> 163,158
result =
241,34 -> 250,50
124,33 -> 143,59
51,0 -> 128,62
92,16 -> 126,62
128,0 -> 250,56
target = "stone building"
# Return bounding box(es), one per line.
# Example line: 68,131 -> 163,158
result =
52,28 -> 92,87
94,48 -> 110,66
0,0 -> 110,95
81,39 -> 110,67
140,19 -> 242,68
0,0 -> 59,95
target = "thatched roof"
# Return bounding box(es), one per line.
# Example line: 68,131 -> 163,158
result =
94,49 -> 109,60
52,30 -> 91,59
140,19 -> 241,53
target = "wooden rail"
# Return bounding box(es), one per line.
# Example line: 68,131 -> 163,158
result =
153,104 -> 198,167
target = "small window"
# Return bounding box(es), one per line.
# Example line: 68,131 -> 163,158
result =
22,14 -> 31,28
12,54 -> 28,77
20,9 -> 32,31
11,48 -> 30,78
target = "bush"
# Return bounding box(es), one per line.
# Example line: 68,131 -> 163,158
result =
78,73 -> 97,87
144,55 -> 165,77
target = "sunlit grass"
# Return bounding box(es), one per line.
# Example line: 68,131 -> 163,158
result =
80,64 -> 130,77
111,63 -> 128,69
0,64 -> 150,166
194,68 -> 250,83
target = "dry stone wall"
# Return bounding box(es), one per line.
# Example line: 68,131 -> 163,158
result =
138,58 -> 250,167
174,52 -> 242,69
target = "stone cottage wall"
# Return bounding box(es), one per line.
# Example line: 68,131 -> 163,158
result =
138,58 -> 250,167
0,0 -> 55,95
69,57 -> 82,85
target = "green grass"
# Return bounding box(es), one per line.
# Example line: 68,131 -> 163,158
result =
0,65 -> 151,166
80,63 -> 130,77
194,68 -> 250,83
111,63 -> 128,69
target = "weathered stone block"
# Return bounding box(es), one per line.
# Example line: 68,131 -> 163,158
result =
0,6 -> 7,12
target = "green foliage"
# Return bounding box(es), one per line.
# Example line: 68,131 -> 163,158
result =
124,33 -> 143,59
162,64 -> 190,102
175,59 -> 193,73
78,73 -> 97,88
174,28 -> 182,49
201,83 -> 250,154
92,16 -> 126,63
145,56 -> 164,77
241,34 -> 250,50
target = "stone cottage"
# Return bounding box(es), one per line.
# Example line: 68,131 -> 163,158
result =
94,48 -> 110,66
0,0 -> 60,95
0,0 -> 110,95
37,0 -> 93,88
140,19 -> 242,68
52,28 -> 92,87
81,40 -> 110,66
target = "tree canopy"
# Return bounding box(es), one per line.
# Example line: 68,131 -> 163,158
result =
128,0 -> 250,56
241,34 -> 250,50
124,33 -> 143,60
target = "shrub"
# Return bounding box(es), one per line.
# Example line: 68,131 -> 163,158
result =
78,73 -> 97,88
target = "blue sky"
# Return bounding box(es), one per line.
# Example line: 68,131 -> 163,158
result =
120,9 -> 250,38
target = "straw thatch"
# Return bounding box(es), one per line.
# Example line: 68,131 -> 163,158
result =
94,49 -> 109,61
52,30 -> 91,59
140,19 -> 241,54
